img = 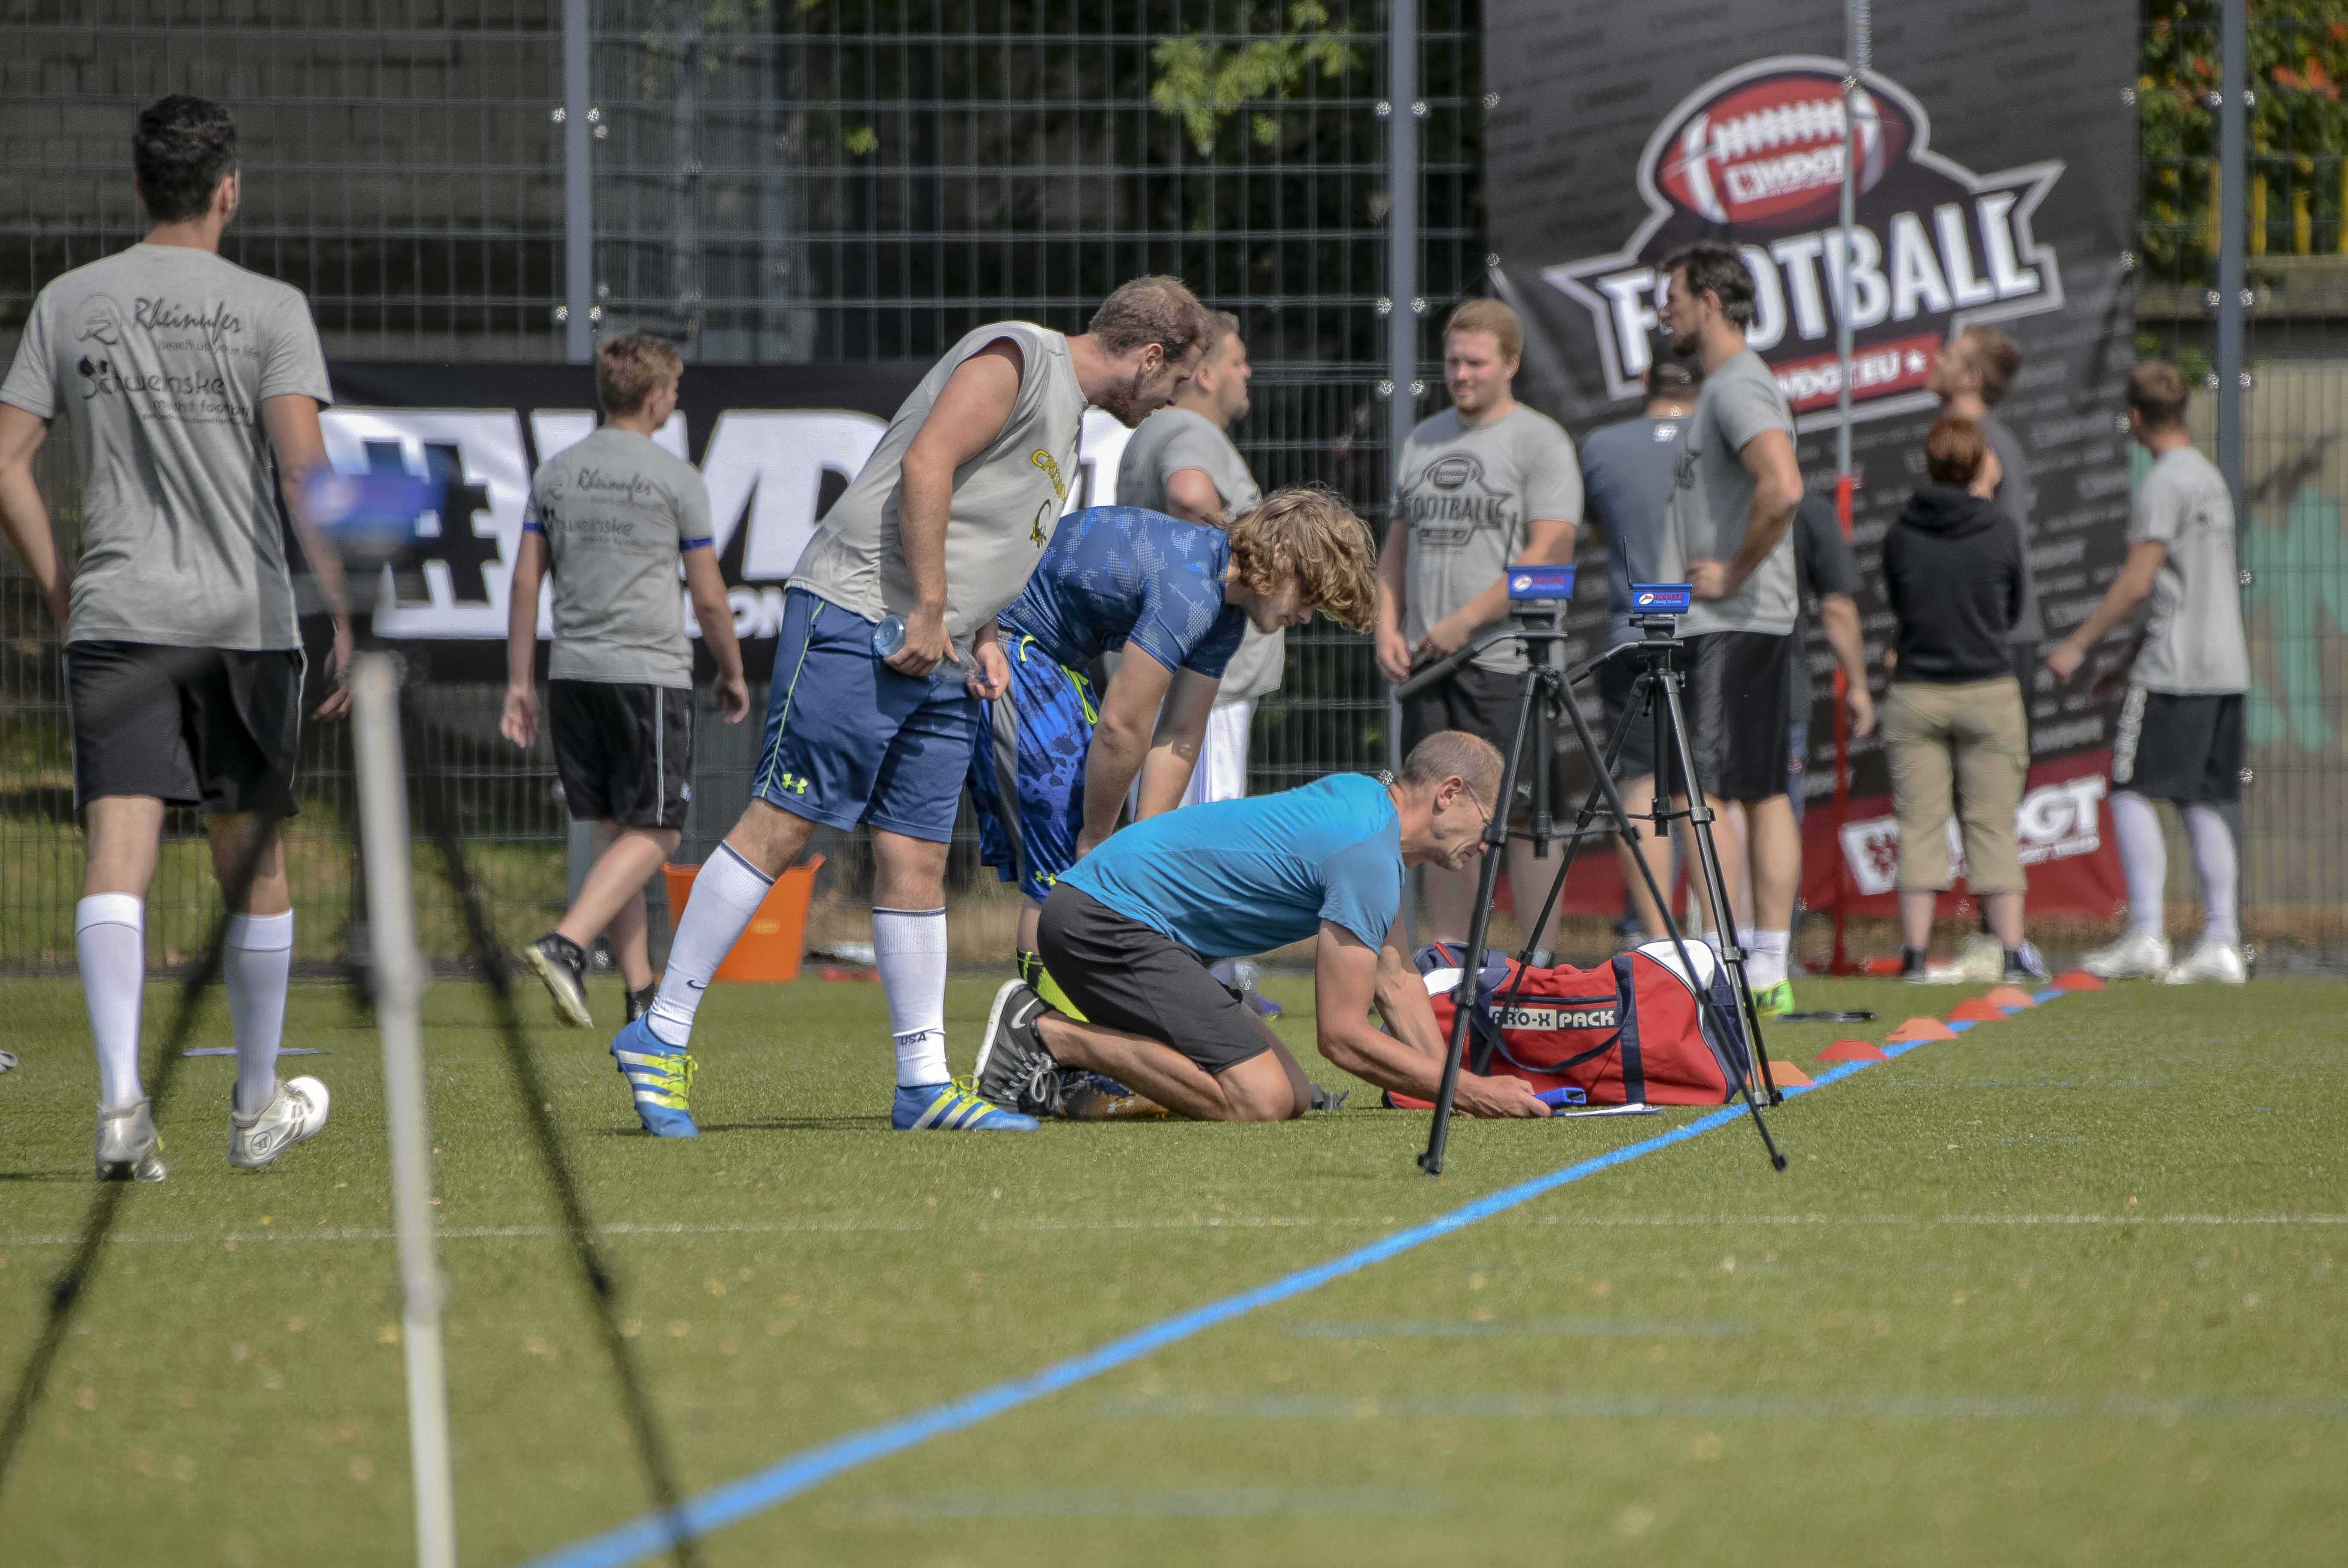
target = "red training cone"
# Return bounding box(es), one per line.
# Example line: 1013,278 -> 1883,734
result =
2054,970 -> 2106,991
1888,1016 -> 1960,1042
1816,1039 -> 1889,1064
1948,997 -> 2008,1023
1982,986 -> 2038,1010
1761,1060 -> 1814,1089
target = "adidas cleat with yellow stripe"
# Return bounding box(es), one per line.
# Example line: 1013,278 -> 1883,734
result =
609,1017 -> 699,1137
892,1079 -> 1039,1132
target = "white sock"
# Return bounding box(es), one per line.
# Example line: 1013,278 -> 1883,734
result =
645,843 -> 771,1046
874,906 -> 950,1087
1745,928 -> 1790,990
2110,790 -> 2167,937
76,895 -> 146,1111
225,910 -> 295,1116
2182,805 -> 2240,948
1699,928 -> 1725,960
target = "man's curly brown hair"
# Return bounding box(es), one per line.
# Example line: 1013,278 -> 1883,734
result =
1226,485 -> 1378,633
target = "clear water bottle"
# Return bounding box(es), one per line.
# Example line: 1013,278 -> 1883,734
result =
872,614 -> 905,657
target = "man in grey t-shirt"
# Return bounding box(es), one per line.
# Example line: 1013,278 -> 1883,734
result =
2050,362 -> 2251,986
1652,241 -> 1806,1014
1117,310 -> 1279,808
623,277 -> 1209,1140
1375,298 -> 1582,955
0,96 -> 352,1178
500,334 -> 749,1034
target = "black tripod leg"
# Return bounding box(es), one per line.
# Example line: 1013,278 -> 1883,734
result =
1419,665 -> 1541,1177
1652,669 -> 1787,1109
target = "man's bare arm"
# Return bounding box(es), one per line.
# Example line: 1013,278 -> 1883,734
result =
1313,924 -> 1549,1115
891,338 -> 1025,676
1162,467 -> 1229,526
1374,516 -> 1414,683
1133,666 -> 1220,817
1081,649 -> 1176,851
2047,538 -> 2168,680
682,546 -> 751,723
1700,428 -> 1801,597
0,404 -> 66,630
261,394 -> 355,720
1817,591 -> 1875,737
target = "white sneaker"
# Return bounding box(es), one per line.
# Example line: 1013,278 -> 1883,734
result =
2161,939 -> 2248,985
2080,928 -> 2171,980
95,1100 -> 166,1182
230,1076 -> 331,1170
1913,933 -> 2003,984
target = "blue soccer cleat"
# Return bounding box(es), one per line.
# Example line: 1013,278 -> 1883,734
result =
892,1079 -> 1040,1132
609,1017 -> 699,1138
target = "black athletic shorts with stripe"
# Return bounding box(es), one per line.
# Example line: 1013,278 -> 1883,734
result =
67,641 -> 305,816
2111,684 -> 2244,805
550,679 -> 694,828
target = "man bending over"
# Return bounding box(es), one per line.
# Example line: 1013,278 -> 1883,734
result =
968,488 -> 1377,1007
973,733 -> 1552,1122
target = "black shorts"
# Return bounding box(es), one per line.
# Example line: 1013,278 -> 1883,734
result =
549,679 -> 694,828
67,641 -> 303,815
1597,651 -> 1658,781
1396,659 -> 1570,820
1675,630 -> 1794,803
1035,885 -> 1270,1075
2112,686 -> 2244,805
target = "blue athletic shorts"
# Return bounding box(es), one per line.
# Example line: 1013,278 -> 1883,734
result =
968,629 -> 1097,903
752,587 -> 978,843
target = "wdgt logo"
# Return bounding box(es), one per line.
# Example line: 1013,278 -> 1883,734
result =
1546,56 -> 2065,425
318,405 -> 1134,643
1837,775 -> 2107,897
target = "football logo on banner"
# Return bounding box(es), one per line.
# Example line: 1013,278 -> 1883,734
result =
1543,56 -> 2066,423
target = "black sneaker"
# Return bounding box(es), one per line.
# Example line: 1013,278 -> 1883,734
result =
624,983 -> 658,1025
2001,941 -> 2052,985
525,933 -> 592,1028
1897,946 -> 1931,982
974,980 -> 1062,1116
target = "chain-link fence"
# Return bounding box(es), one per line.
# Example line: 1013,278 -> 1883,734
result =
0,0 -> 1480,972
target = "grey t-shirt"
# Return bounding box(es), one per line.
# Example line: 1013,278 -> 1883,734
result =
0,244 -> 331,650
1581,413 -> 1687,652
1668,348 -> 1797,638
525,426 -> 711,688
2130,445 -> 2249,695
1116,406 -> 1282,701
1979,411 -> 2043,647
790,320 -> 1086,660
1393,404 -> 1583,672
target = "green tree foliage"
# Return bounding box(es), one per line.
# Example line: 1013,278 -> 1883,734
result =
1150,3 -> 1358,155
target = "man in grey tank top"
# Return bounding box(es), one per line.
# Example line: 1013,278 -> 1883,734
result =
1116,310 -> 1280,806
617,277 -> 1210,1139
0,97 -> 351,1180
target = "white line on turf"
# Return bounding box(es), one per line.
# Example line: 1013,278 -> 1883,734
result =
5,1213 -> 2343,1249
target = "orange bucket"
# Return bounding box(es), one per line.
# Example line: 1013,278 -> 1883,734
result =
661,854 -> 822,983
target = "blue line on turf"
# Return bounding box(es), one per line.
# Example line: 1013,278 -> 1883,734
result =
517,986 -> 2081,1568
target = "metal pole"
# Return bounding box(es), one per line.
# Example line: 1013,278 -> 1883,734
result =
353,655 -> 458,1568
563,0 -> 594,364
2217,0 -> 2246,509
1386,0 -> 1421,947
1828,0 -> 1871,975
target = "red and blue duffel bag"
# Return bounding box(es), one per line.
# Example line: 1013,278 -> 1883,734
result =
1395,939 -> 1754,1106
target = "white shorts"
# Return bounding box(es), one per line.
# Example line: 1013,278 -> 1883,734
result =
1127,696 -> 1256,818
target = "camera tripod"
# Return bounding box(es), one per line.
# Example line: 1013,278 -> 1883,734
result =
1395,577 -> 1786,1177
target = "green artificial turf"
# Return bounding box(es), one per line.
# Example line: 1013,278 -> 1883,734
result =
1,972 -> 2343,1567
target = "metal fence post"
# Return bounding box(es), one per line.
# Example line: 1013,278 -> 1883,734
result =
563,0 -> 597,911
2217,0 -> 2246,511
1387,0 -> 1420,946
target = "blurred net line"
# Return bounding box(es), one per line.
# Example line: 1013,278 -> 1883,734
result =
0,0 -> 1482,973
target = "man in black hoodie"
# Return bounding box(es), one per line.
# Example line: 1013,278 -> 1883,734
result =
1879,417 -> 2045,983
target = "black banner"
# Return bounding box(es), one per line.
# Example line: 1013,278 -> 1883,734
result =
1482,4 -> 2136,914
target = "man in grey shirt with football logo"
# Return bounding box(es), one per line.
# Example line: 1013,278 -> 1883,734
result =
1375,298 -> 1582,958
2047,362 -> 2252,985
1116,309 -> 1280,806
501,333 -> 750,1033
1651,241 -> 1806,1015
615,277 -> 1209,1138
0,96 -> 351,1179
